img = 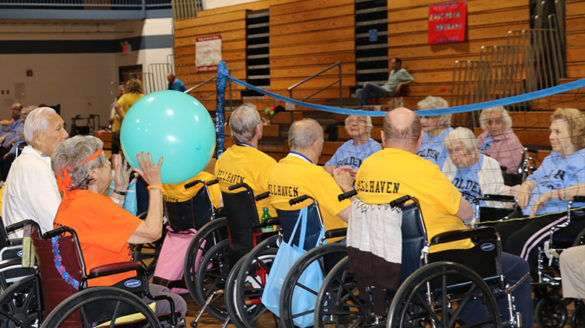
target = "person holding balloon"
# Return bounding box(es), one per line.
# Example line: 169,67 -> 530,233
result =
52,135 -> 187,319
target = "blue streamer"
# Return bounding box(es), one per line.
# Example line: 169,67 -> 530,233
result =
225,75 -> 585,117
215,61 -> 228,157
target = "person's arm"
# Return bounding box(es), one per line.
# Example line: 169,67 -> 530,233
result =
530,184 -> 585,216
332,167 -> 353,193
337,206 -> 350,222
127,152 -> 164,244
516,179 -> 536,209
456,196 -> 473,221
114,103 -> 125,122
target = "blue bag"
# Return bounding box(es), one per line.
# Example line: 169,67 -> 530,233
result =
261,207 -> 325,327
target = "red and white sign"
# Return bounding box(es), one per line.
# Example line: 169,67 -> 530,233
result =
428,1 -> 467,44
196,35 -> 222,72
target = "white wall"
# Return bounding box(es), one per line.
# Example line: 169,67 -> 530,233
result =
202,0 -> 259,10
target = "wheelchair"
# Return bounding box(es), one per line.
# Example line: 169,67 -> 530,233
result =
28,224 -> 182,328
315,195 -> 527,327
227,193 -> 349,328
0,219 -> 38,292
189,182 -> 279,327
501,147 -> 537,186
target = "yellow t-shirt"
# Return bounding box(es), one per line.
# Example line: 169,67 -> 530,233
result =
113,92 -> 144,132
355,148 -> 471,252
215,144 -> 277,218
162,170 -> 221,209
268,154 -> 350,232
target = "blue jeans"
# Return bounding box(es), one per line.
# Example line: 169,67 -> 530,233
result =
355,82 -> 394,106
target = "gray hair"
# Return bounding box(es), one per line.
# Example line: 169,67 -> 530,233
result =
289,118 -> 323,150
479,106 -> 513,130
417,96 -> 452,127
51,135 -> 108,191
345,115 -> 373,134
229,103 -> 261,142
21,105 -> 36,115
444,127 -> 478,154
24,107 -> 55,144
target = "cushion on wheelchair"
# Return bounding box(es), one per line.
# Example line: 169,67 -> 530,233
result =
277,202 -> 323,252
88,261 -> 143,278
165,186 -> 213,231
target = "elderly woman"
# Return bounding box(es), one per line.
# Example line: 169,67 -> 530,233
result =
51,135 -> 186,319
442,127 -> 505,221
495,107 -> 585,270
324,115 -> 381,179
477,106 -> 524,174
415,96 -> 452,169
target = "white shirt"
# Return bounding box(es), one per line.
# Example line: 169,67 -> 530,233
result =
2,145 -> 61,237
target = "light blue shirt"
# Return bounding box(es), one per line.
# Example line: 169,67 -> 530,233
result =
325,138 -> 382,169
452,155 -> 485,219
416,127 -> 453,169
524,148 -> 585,216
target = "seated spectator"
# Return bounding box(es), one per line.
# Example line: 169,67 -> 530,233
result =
269,119 -> 353,232
52,135 -> 186,319
2,107 -> 69,237
0,103 -> 20,128
0,105 -> 34,180
495,108 -> 585,270
167,73 -> 187,92
0,102 -> 23,157
324,115 -> 381,180
442,127 -> 505,221
355,107 -> 533,325
415,96 -> 452,168
477,106 -> 524,174
355,57 -> 414,106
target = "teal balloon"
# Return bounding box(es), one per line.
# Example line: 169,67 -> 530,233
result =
121,90 -> 216,184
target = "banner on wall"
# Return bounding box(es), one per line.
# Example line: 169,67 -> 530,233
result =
196,35 -> 222,72
428,1 -> 467,44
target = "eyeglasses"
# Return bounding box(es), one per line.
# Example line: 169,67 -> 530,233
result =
347,119 -> 367,125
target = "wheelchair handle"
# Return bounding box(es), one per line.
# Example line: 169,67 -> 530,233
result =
255,191 -> 270,201
206,179 -> 219,186
228,182 -> 251,192
574,196 -> 585,203
289,195 -> 311,206
43,226 -> 76,239
390,195 -> 413,208
5,219 -> 40,234
325,228 -> 347,239
338,189 -> 357,201
476,194 -> 516,202
184,179 -> 204,190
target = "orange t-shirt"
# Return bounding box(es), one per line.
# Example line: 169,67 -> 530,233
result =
54,189 -> 142,286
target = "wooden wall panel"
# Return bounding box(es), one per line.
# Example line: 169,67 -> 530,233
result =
565,0 -> 585,78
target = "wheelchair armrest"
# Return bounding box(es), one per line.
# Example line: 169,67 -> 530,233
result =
255,191 -> 270,201
325,228 -> 347,239
430,227 -> 498,245
255,217 -> 280,229
574,196 -> 585,203
88,261 -> 144,278
477,194 -> 516,202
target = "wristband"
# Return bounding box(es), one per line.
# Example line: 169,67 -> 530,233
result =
557,189 -> 562,200
113,190 -> 127,196
147,185 -> 163,192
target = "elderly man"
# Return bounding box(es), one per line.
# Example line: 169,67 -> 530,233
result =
0,105 -> 34,180
2,107 -> 69,236
324,115 -> 381,180
355,107 -> 533,326
355,58 -> 414,106
0,103 -> 24,157
268,119 -> 353,232
215,103 -> 276,218
167,73 -> 187,92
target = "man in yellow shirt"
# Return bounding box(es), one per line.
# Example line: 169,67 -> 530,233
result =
355,107 -> 532,326
268,119 -> 353,232
215,103 -> 276,218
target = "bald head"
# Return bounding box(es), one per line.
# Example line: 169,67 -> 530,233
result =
382,107 -> 422,150
288,119 -> 323,151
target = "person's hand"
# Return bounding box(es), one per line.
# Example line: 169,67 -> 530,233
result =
134,152 -> 163,187
530,191 -> 553,217
3,152 -> 9,159
112,154 -> 131,191
516,183 -> 533,209
333,167 -> 353,192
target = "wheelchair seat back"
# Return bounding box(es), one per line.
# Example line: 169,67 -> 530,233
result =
276,201 -> 323,252
221,186 -> 262,266
164,186 -> 213,232
400,201 -> 428,281
32,225 -> 85,325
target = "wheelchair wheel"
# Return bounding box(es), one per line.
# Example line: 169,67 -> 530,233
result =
194,239 -> 230,321
388,261 -> 501,328
571,300 -> 585,328
40,286 -> 161,328
0,274 -> 41,328
233,235 -> 279,328
314,256 -> 370,327
224,255 -> 248,328
535,297 -> 568,328
280,243 -> 347,328
184,217 -> 227,305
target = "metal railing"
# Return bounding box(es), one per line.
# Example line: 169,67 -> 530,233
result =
185,76 -> 233,110
288,61 -> 343,106
172,0 -> 201,20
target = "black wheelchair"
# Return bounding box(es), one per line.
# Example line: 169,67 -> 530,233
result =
189,182 -> 279,327
314,195 -> 527,327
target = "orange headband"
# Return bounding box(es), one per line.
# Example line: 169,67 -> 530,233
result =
57,148 -> 103,194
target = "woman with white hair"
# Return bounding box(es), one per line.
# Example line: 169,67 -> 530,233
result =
51,135 -> 187,319
324,115 -> 381,179
477,106 -> 523,174
442,127 -> 505,221
416,96 -> 452,169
